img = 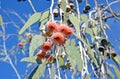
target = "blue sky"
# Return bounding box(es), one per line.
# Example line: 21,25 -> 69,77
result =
0,0 -> 120,79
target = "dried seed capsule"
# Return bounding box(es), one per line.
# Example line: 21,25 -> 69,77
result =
53,9 -> 59,17
69,3 -> 74,9
85,4 -> 91,10
101,38 -> 108,46
98,46 -> 105,52
66,5 -> 71,12
110,49 -> 117,57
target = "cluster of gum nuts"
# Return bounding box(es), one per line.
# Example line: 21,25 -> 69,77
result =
37,21 -> 74,63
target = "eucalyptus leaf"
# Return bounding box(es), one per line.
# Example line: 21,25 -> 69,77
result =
81,14 -> 88,27
65,39 -> 83,71
19,13 -> 41,34
21,56 -> 42,64
59,0 -> 66,12
113,56 -> 120,64
113,65 -> 120,79
39,19 -> 48,30
69,14 -> 81,36
29,34 -> 45,57
29,63 -> 46,79
51,66 -> 56,79
40,10 -> 49,21
86,74 -> 90,79
107,68 -> 114,79
59,56 -> 64,66
28,66 -> 39,79
0,15 -> 3,26
92,27 -> 98,36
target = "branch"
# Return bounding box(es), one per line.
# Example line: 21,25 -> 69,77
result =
28,0 -> 36,13
105,0 -> 120,20
50,0 -> 54,21
1,23 -> 21,79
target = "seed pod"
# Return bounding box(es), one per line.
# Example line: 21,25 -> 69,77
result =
67,59 -> 70,63
101,38 -> 108,46
69,3 -> 74,9
85,4 -> 91,10
98,46 -> 105,52
53,9 -> 59,17
110,49 -> 117,57
83,8 -> 88,13
66,5 -> 71,12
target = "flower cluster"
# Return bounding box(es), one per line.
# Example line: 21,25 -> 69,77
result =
37,21 -> 74,62
46,21 -> 74,45
37,42 -> 53,63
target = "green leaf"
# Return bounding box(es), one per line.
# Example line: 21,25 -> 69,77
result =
40,10 -> 49,21
85,74 -> 90,79
51,66 -> 56,79
29,34 -> 45,57
39,10 -> 50,30
92,27 -> 98,36
113,65 -> 120,79
81,14 -> 88,27
113,56 -> 120,64
0,15 -> 3,26
33,64 -> 46,79
107,68 -> 114,79
39,19 -> 48,30
21,56 -> 42,64
69,14 -> 81,35
29,63 -> 46,79
28,66 -> 39,79
19,13 -> 41,34
86,27 -> 93,36
60,0 -> 66,12
88,48 -> 99,67
59,56 -> 64,66
65,39 -> 83,71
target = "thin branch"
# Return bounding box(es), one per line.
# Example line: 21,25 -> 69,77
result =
75,0 -> 81,20
102,1 -> 119,12
50,0 -> 54,21
1,24 -> 21,79
9,10 -> 26,24
55,49 -> 61,79
104,14 -> 120,20
105,0 -> 120,20
28,0 -> 36,13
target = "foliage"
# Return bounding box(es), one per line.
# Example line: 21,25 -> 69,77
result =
1,0 -> 120,79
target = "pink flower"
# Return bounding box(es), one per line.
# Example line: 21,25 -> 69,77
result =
46,21 -> 58,32
58,24 -> 74,36
51,32 -> 65,45
41,42 -> 52,52
37,50 -> 46,59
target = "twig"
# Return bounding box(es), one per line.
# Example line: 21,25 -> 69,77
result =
105,0 -> 120,20
55,47 -> 61,79
102,1 -> 119,12
75,0 -> 81,20
50,0 -> 54,21
10,10 -> 25,24
104,14 -> 120,20
28,0 -> 36,13
1,24 -> 21,79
